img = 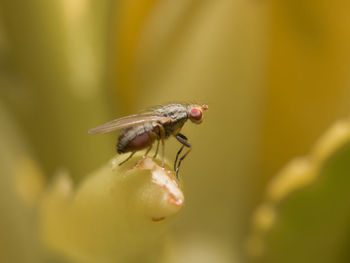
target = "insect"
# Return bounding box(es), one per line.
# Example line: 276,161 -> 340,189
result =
88,103 -> 208,178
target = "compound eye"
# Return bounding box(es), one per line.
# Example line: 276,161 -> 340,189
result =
190,108 -> 202,121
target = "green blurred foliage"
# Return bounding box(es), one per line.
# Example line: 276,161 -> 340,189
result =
247,119 -> 350,262
264,141 -> 350,263
0,0 -> 115,179
0,102 -> 45,263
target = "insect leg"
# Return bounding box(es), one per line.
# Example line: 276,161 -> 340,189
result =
155,124 -> 166,167
153,125 -> 161,158
174,145 -> 184,171
175,133 -> 191,179
118,151 -> 136,166
153,138 -> 160,158
144,144 -> 153,157
144,131 -> 157,157
174,133 -> 188,171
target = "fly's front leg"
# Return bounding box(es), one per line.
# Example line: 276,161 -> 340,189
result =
174,145 -> 184,171
175,133 -> 191,179
174,133 -> 188,170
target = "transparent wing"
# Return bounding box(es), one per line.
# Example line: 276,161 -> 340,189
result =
88,112 -> 171,134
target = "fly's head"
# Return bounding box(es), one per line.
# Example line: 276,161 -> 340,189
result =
188,104 -> 208,124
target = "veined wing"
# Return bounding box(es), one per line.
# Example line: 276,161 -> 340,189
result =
88,113 -> 171,134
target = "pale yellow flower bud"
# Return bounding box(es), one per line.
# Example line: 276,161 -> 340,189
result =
40,154 -> 184,263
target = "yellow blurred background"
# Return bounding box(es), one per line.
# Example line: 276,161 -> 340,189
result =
1,0 -> 350,262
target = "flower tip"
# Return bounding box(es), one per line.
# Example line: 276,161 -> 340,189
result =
127,157 -> 185,220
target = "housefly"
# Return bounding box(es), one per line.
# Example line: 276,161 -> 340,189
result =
88,103 -> 208,178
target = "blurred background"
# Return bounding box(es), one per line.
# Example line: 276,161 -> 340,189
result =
1,0 -> 350,262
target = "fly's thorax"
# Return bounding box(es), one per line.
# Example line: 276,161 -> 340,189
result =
154,104 -> 188,137
163,117 -> 188,137
155,104 -> 188,120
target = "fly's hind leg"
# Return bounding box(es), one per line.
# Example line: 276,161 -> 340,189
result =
154,124 -> 166,167
153,139 -> 160,158
175,133 -> 191,179
144,144 -> 152,157
118,151 -> 136,166
144,131 -> 157,157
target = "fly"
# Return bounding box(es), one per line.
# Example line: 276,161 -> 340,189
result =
88,103 -> 208,178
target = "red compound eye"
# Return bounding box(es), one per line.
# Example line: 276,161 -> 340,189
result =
190,108 -> 202,121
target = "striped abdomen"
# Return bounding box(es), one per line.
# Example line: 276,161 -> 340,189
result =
117,122 -> 158,153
